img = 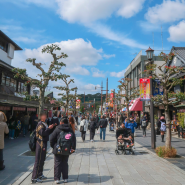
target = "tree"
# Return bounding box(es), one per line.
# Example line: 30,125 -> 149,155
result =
12,44 -> 68,117
144,52 -> 185,148
54,75 -> 76,115
117,78 -> 139,117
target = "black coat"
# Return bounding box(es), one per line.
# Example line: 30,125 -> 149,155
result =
50,124 -> 76,155
98,118 -> 108,128
90,121 -> 97,131
51,117 -> 60,126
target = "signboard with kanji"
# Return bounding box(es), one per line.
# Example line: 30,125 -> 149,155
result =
152,79 -> 163,96
140,78 -> 150,101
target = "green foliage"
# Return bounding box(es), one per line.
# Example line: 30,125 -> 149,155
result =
156,146 -> 177,158
177,113 -> 185,128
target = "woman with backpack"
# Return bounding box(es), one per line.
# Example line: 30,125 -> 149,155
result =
89,117 -> 97,142
50,118 -> 76,184
140,115 -> 148,137
157,116 -> 166,142
80,117 -> 88,142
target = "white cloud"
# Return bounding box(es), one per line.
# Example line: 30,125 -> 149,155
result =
88,23 -> 147,49
168,20 -> 185,42
65,66 -> 90,75
91,68 -> 105,78
145,0 -> 185,24
103,54 -> 115,59
110,69 -> 126,78
13,36 -> 37,43
56,0 -> 145,24
138,21 -> 161,32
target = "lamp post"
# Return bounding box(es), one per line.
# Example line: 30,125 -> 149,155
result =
145,47 -> 156,149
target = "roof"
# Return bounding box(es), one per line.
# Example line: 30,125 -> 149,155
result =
171,46 -> 185,61
0,30 -> 22,50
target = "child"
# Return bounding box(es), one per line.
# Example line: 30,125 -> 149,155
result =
118,134 -> 124,144
123,135 -> 134,148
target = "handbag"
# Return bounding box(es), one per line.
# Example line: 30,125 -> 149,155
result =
80,126 -> 84,132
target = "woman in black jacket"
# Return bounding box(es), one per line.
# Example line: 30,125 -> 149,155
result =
50,118 -> 76,184
89,117 -> 97,142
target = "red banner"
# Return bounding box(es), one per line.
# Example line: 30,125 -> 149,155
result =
13,107 -> 26,111
27,108 -> 36,112
139,78 -> 150,101
110,92 -> 114,107
0,106 -> 11,111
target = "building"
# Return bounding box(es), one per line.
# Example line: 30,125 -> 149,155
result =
0,30 -> 52,116
123,49 -> 165,117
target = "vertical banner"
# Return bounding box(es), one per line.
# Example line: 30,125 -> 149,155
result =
140,78 -> 150,101
76,99 -> 81,109
109,91 -> 114,108
152,79 -> 163,96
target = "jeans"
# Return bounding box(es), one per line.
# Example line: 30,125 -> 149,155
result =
100,128 -> 106,140
109,122 -> 112,130
9,129 -> 15,138
0,149 -> 3,161
142,127 -> 146,136
23,124 -> 28,135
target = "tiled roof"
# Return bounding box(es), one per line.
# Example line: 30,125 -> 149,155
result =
171,46 -> 185,61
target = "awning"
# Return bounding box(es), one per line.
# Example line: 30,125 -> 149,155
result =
130,98 -> 143,111
174,104 -> 185,108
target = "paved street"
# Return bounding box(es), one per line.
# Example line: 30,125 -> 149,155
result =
135,129 -> 185,171
11,130 -> 185,185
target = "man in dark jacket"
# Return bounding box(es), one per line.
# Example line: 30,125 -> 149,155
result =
50,118 -> 76,184
51,112 -> 59,126
31,113 -> 55,184
98,116 -> 108,141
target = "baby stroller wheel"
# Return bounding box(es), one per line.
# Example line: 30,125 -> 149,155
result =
115,150 -> 119,155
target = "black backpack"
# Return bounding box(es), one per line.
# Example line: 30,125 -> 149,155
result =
56,131 -> 73,155
28,129 -> 37,152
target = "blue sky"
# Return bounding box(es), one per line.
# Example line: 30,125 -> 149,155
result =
1,0 -> 185,96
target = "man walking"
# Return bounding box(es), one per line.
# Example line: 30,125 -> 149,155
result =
98,116 -> 108,141
31,113 -> 55,184
50,118 -> 76,184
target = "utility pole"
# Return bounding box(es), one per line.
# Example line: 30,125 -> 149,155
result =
106,78 -> 108,115
75,88 -> 77,116
94,98 -> 95,116
84,92 -> 85,113
113,89 -> 115,113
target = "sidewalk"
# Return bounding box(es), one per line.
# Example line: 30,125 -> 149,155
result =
14,130 -> 185,185
135,129 -> 185,171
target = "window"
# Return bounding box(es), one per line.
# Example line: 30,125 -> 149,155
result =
21,83 -> 24,93
1,73 -> 6,85
0,38 -> 8,52
6,77 -> 10,86
18,82 -> 21,92
10,79 -> 17,90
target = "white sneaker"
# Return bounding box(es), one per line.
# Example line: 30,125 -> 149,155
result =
64,179 -> 68,183
55,180 -> 60,184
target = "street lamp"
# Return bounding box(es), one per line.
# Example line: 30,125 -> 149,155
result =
146,47 -> 156,149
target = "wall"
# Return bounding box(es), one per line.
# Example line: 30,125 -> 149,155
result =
7,43 -> 15,60
0,49 -> 12,65
154,60 -> 165,76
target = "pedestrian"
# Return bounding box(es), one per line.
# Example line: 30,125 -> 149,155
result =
69,116 -> 76,133
0,111 -> 9,170
98,115 -> 108,141
51,112 -> 60,126
89,117 -> 97,142
125,116 -> 137,143
140,115 -> 148,137
136,114 -> 140,130
8,115 -> 16,139
31,113 -> 55,184
95,114 -> 99,125
23,113 -> 30,137
15,117 -> 21,138
157,116 -> 166,142
50,118 -> 76,184
80,117 -> 88,142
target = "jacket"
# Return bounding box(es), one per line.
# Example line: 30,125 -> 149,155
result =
80,119 -> 88,132
90,121 -> 97,131
98,118 -> 108,128
140,117 -> 148,128
125,121 -> 137,133
95,116 -> 99,124
50,124 -> 76,155
51,116 -> 59,126
36,121 -> 52,142
0,112 -> 9,149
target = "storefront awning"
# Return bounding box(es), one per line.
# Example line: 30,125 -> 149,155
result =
130,98 -> 143,111
174,104 -> 185,108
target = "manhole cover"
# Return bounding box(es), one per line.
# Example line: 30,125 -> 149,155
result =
19,150 -> 35,157
139,152 -> 149,154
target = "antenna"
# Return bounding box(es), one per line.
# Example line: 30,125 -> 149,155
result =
161,26 -> 163,52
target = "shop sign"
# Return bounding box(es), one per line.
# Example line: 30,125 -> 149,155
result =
27,108 -> 36,112
139,78 -> 150,101
76,99 -> 81,109
13,107 -> 26,111
0,106 -> 11,111
179,109 -> 185,113
152,79 -> 163,96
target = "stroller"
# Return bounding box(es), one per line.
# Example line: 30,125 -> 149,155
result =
115,128 -> 135,155
109,122 -> 114,131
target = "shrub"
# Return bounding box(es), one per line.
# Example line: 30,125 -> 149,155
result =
155,146 -> 177,158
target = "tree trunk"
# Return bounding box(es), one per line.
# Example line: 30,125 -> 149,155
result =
127,104 -> 130,118
165,109 -> 171,148
38,90 -> 45,119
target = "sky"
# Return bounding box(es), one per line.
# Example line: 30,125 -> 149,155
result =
1,0 -> 185,97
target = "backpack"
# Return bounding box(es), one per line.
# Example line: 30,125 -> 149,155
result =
28,129 -> 37,152
142,121 -> 147,127
56,131 -> 73,155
